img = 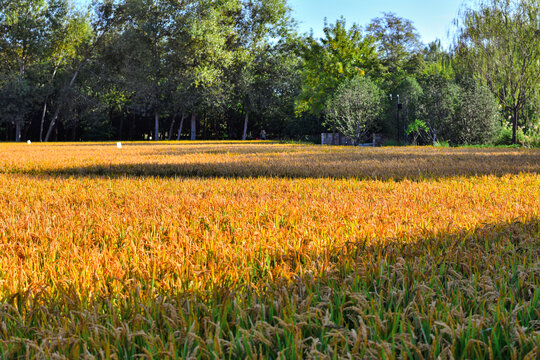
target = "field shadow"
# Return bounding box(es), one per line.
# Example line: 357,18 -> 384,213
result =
1,217 -> 539,358
8,147 -> 540,180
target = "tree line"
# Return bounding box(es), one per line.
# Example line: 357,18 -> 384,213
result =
0,0 -> 539,145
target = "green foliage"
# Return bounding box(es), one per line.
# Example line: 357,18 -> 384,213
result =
0,78 -> 40,127
118,0 -> 172,118
422,40 -> 454,79
406,119 -> 428,145
454,0 -> 540,144
295,18 -> 381,117
452,79 -> 500,145
0,0 -> 538,146
433,140 -> 450,147
324,76 -> 384,144
0,0 -> 49,71
227,0 -> 295,139
367,12 -> 422,74
416,75 -> 501,146
47,2 -> 92,67
0,0 -> 52,140
393,76 -> 423,139
494,123 -> 527,146
417,73 -> 460,144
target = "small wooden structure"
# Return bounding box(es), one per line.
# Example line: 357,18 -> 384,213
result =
321,133 -> 384,147
372,133 -> 383,147
321,133 -> 353,146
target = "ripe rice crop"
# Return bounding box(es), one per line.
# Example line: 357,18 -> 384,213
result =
0,142 -> 539,359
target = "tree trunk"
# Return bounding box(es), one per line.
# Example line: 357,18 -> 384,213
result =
22,122 -> 29,141
512,107 -> 518,144
177,113 -> 186,141
128,113 -> 134,140
15,122 -> 21,142
44,105 -> 62,142
154,111 -> 159,141
119,116 -> 124,140
190,113 -> 197,141
39,101 -> 48,142
40,66 -> 58,142
42,17 -> 113,142
242,110 -> 249,140
168,112 -> 178,140
44,59 -> 86,142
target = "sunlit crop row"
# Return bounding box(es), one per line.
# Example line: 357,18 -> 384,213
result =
1,141 -> 539,179
0,142 -> 539,358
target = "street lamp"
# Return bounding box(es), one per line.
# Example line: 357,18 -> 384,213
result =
390,94 -> 403,143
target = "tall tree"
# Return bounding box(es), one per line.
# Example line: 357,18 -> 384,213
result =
166,0 -> 240,140
39,1 -> 91,141
453,78 -> 500,144
119,0 -> 172,141
393,76 -> 423,141
229,0 -> 292,140
367,12 -> 422,74
0,0 -> 49,141
421,40 -> 455,79
43,0 -> 117,142
454,0 -> 540,144
296,18 -> 381,118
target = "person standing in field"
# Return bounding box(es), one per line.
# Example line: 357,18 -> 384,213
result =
260,129 -> 267,140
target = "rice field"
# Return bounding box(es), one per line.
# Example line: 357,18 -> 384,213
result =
0,141 -> 539,359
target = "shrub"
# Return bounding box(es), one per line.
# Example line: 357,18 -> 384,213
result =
324,77 -> 384,145
418,74 -> 460,144
406,119 -> 429,145
433,140 -> 450,147
388,77 -> 423,142
493,123 -> 526,146
453,80 -> 500,145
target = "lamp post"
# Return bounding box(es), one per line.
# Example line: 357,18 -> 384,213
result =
390,94 -> 403,143
397,95 -> 400,143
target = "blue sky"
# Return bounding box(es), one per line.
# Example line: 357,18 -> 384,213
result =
288,0 -> 468,48
75,0 -> 466,48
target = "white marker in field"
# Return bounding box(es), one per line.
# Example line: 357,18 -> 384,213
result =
27,140 -> 31,144
117,142 -> 122,149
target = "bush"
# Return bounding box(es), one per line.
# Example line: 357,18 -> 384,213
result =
324,77 -> 384,145
522,126 -> 540,147
406,119 -> 429,145
493,123 -> 526,146
433,140 -> 450,147
418,75 -> 501,146
453,80 -> 500,145
382,139 -> 401,146
418,74 -> 460,144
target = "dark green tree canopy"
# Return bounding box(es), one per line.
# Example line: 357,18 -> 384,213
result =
454,0 -> 540,144
0,0 -> 539,146
295,18 -> 381,117
367,12 -> 422,73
